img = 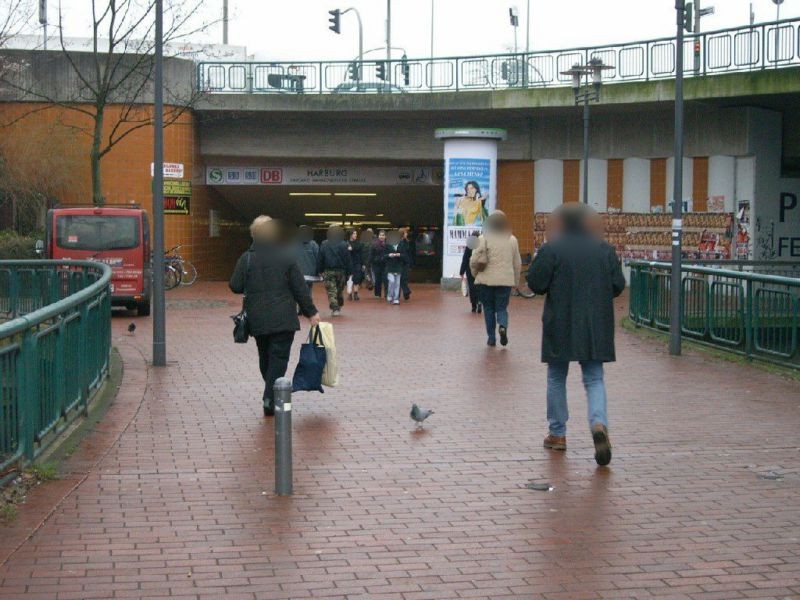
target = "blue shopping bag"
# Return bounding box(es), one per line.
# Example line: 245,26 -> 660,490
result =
292,326 -> 327,393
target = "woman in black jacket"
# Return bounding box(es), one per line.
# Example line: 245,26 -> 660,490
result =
370,230 -> 388,298
230,216 -> 320,416
347,229 -> 365,301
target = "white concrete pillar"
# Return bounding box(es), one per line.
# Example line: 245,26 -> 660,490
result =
533,159 -> 563,213
578,159 -> 608,212
622,158 -> 650,213
708,155 -> 736,212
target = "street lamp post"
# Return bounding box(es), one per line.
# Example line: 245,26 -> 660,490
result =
772,0 -> 784,67
509,7 -> 519,55
152,0 -> 166,366
561,59 -> 612,206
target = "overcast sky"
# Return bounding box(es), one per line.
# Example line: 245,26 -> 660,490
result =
49,0 -> 800,61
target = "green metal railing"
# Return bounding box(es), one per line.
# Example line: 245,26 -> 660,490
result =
630,261 -> 800,369
0,260 -> 112,475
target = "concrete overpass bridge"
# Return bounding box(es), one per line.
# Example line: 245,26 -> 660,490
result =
1,19 -> 799,278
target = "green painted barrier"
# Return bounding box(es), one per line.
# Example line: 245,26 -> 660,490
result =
629,261 -> 800,369
0,260 -> 112,474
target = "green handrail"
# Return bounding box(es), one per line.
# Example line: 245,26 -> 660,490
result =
629,260 -> 800,369
1,260 -> 112,475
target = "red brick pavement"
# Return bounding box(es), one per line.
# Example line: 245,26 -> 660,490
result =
1,283 -> 799,600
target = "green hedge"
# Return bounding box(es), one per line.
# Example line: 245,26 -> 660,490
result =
0,231 -> 41,260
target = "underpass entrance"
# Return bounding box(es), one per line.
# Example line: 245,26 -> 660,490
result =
206,164 -> 445,282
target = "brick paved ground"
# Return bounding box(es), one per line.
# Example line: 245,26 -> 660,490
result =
1,283 -> 799,600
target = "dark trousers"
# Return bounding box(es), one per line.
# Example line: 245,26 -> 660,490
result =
373,265 -> 386,297
255,331 -> 295,406
479,285 -> 511,343
401,265 -> 411,297
466,274 -> 479,309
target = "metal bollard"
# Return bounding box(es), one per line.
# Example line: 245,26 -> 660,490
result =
273,377 -> 293,496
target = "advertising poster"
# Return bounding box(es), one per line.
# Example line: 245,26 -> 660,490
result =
445,158 -> 492,258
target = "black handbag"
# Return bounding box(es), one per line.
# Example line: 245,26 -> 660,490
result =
231,252 -> 251,343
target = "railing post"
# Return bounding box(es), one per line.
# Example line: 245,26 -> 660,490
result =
79,302 -> 90,416
20,330 -> 37,461
9,268 -> 18,319
274,377 -> 293,496
745,278 -> 754,357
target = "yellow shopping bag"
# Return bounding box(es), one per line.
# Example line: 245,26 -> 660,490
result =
315,322 -> 339,387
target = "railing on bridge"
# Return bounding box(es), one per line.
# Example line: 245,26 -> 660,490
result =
0,261 -> 112,476
629,260 -> 800,370
197,18 -> 800,94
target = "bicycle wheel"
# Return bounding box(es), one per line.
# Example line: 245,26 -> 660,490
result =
179,261 -> 198,286
164,265 -> 180,290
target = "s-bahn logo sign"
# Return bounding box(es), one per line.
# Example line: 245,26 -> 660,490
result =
205,166 -> 442,186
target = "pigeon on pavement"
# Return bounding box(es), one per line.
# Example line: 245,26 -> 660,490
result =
128,323 -> 136,335
410,404 -> 434,427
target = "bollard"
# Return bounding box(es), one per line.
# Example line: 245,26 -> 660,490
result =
273,377 -> 293,496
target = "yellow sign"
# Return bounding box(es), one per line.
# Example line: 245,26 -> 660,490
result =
164,180 -> 191,196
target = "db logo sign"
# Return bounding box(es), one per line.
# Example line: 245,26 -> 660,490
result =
260,168 -> 283,184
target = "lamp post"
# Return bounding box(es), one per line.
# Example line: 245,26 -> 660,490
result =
772,0 -> 784,67
560,59 -> 612,205
152,0 -> 166,366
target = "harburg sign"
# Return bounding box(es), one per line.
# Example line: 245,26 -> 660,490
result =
206,166 -> 443,186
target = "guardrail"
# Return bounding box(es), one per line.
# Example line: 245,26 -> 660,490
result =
197,18 -> 800,94
0,260 -> 112,476
629,260 -> 800,369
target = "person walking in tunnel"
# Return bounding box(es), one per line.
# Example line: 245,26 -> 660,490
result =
399,227 -> 414,301
229,216 -> 320,417
385,229 -> 409,305
347,229 -> 365,301
318,225 -> 352,317
527,203 -> 626,466
470,211 -> 521,347
295,224 -> 319,294
370,229 -> 388,299
459,231 -> 482,313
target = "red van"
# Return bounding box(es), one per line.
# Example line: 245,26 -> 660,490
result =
45,206 -> 152,315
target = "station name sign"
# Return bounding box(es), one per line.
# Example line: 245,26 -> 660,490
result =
206,166 -> 442,187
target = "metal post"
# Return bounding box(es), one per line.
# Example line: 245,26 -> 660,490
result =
430,0 -> 434,59
274,377 -> 293,496
693,0 -> 701,72
386,0 -> 391,86
582,92 -> 590,205
223,0 -> 228,45
670,0 -> 685,356
523,0 -> 530,86
774,1 -> 781,68
152,0 -> 166,367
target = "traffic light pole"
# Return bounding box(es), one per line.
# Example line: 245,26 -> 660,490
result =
670,0 -> 686,357
386,0 -> 391,86
341,8 -> 364,82
152,0 -> 166,367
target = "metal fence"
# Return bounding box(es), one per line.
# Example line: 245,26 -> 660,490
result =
0,260 -> 112,475
629,260 -> 800,369
197,18 -> 800,94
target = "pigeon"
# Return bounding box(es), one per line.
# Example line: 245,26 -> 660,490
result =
410,404 -> 434,427
127,323 -> 136,335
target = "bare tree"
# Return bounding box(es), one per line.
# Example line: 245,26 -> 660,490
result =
0,0 -> 33,76
1,0 -> 215,205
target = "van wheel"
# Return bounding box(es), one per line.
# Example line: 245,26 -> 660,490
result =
137,299 -> 151,317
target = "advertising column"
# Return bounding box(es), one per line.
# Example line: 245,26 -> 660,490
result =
435,128 -> 507,287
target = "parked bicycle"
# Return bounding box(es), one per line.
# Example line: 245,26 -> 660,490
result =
165,245 -> 198,287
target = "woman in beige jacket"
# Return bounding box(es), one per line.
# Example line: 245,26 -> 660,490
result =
470,211 -> 522,346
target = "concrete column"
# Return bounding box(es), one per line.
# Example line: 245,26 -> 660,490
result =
578,158 -> 608,212
622,158 -> 650,213
533,159 -> 563,213
435,128 -> 507,287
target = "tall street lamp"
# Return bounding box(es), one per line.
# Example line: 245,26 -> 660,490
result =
561,58 -> 612,205
772,0 -> 784,67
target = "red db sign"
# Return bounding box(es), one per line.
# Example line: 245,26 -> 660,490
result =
260,168 -> 283,184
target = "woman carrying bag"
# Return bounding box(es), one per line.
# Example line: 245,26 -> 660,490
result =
229,216 -> 320,416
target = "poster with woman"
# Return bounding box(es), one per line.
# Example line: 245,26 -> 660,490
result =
448,158 -> 491,227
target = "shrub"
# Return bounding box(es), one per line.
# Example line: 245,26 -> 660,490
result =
0,230 -> 41,259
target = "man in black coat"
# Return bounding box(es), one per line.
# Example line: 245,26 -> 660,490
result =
230,216 -> 320,416
527,203 -> 625,466
398,227 -> 414,300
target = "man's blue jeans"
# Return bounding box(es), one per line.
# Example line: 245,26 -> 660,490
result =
479,285 -> 511,343
546,361 -> 608,437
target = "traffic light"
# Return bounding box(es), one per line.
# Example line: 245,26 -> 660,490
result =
683,2 -> 694,32
400,54 -> 410,85
501,62 -> 509,81
328,9 -> 341,34
348,61 -> 359,80
375,61 -> 386,81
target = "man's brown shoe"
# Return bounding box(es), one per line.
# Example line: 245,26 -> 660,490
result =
591,423 -> 612,466
543,434 -> 566,451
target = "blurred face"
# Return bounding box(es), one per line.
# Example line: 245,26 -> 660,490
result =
466,235 -> 480,250
545,213 -> 562,240
328,226 -> 345,242
587,212 -> 604,238
466,183 -> 478,198
387,231 -> 400,245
